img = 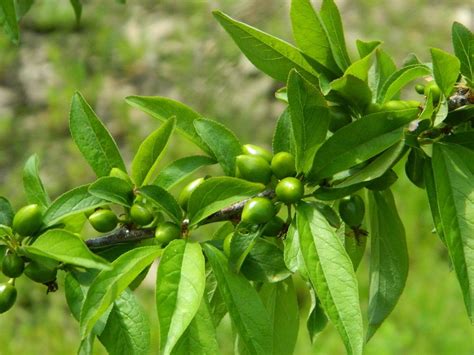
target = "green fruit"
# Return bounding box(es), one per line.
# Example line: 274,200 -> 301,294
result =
236,155 -> 272,185
382,100 -> 420,110
338,195 -> 365,228
223,233 -> 233,256
242,144 -> 272,163
415,84 -> 425,95
12,204 -> 43,237
24,262 -> 57,283
179,177 -> 205,210
262,216 -> 285,237
241,197 -> 275,225
88,209 -> 118,233
271,152 -> 296,179
155,222 -> 181,244
366,103 -> 382,114
424,81 -> 441,103
109,167 -> 132,184
2,253 -> 24,278
328,106 -> 352,132
0,283 -> 17,313
275,177 -> 304,204
130,203 -> 154,226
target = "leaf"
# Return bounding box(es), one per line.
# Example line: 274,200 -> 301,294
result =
259,278 -> 299,355
356,40 -> 382,59
43,185 -> 107,226
405,148 -> 426,188
287,70 -> 329,173
344,230 -> 367,271
137,185 -> 182,223
377,64 -> 431,103
0,197 -> 14,226
290,0 -> 341,77
194,118 -> 242,176
319,0 -> 351,71
0,0 -> 19,44
441,131 -> 474,150
306,289 -> 328,343
330,75 -> 372,113
23,154 -> 50,209
131,117 -> 175,186
344,46 -> 379,82
366,190 -> 408,340
80,246 -> 162,338
154,156 -> 216,190
313,183 -> 366,201
187,177 -> 265,226
432,143 -> 474,321
452,22 -> 473,83
431,48 -> 461,98
156,240 -> 206,355
272,108 -> 295,156
125,96 -> 213,156
283,218 -> 304,274
69,0 -> 82,24
89,177 -> 134,207
15,0 -> 34,19
423,159 -> 446,244
371,49 -> 397,100
203,244 -> 273,355
212,10 -> 319,84
297,202 -> 363,355
70,92 -> 126,177
24,229 -> 111,270
308,109 -> 419,182
229,223 -> 262,273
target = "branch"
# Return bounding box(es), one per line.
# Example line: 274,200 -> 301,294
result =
85,189 -> 275,250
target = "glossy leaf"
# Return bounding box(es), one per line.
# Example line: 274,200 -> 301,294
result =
70,92 -> 126,177
131,117 -> 175,186
297,202 -> 363,355
203,244 -> 273,355
194,118 -> 242,176
229,223 -> 262,273
330,75 -> 372,113
272,108 -> 295,156
283,218 -> 305,275
23,154 -> 50,209
0,0 -> 19,43
156,240 -> 206,355
356,40 -> 382,59
313,183 -> 366,201
344,46 -> 378,82
452,22 -> 473,83
0,197 -> 14,227
378,64 -> 431,103
187,177 -> 265,226
371,49 -> 397,100
137,185 -> 182,223
89,176 -> 134,207
431,48 -> 461,98
367,190 -> 408,340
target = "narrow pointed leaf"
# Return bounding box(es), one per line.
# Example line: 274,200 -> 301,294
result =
378,64 -> 431,103
0,0 -> 19,43
0,197 -> 14,227
272,108 -> 296,156
137,185 -> 182,223
423,159 -> 445,244
431,48 -> 461,98
23,154 -> 50,209
452,22 -> 473,83
69,0 -> 82,23
307,289 -> 328,343
89,176 -> 134,207
372,49 -> 397,99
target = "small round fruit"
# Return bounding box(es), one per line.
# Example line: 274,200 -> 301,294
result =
242,144 -> 272,163
275,177 -> 304,204
130,203 -> 154,226
2,253 -> 24,278
236,155 -> 272,185
271,152 -> 296,179
179,177 -> 205,210
241,197 -> 275,225
12,204 -> 43,237
0,283 -> 17,314
262,216 -> 285,237
24,262 -> 57,284
424,81 -> 441,103
223,233 -> 233,256
155,222 -> 181,244
338,195 -> 365,228
88,209 -> 118,233
415,84 -> 425,95
328,106 -> 352,132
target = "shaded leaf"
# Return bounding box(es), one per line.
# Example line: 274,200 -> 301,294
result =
272,108 -> 295,156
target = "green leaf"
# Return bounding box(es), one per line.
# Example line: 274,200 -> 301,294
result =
80,246 -> 162,338
308,109 -> 418,182
23,229 -> 111,270
371,49 -> 397,100
0,197 -> 14,227
319,0 -> 351,71
452,22 -> 473,83
344,230 -> 367,271
272,108 -> 295,156
287,70 -> 329,173
194,118 -> 242,176
283,218 -> 304,274
344,46 -> 379,82
154,156 -> 216,190
137,185 -> 182,223
431,48 -> 461,98
313,183 -> 366,201
156,240 -> 206,355
0,0 -> 19,44
187,177 -> 265,226
297,202 -> 363,355
441,132 -> 474,150
70,92 -> 126,177
89,177 -> 134,207
125,96 -> 213,157
171,297 -> 219,355
378,64 -> 431,103
44,185 -> 107,226
23,154 -> 50,209
15,0 -> 34,19
212,10 -> 319,84
330,75 -> 372,113
367,190 -> 408,340
356,40 -> 382,59
229,223 -> 262,273
69,0 -> 82,24
203,244 -> 273,355
432,143 -> 474,322
131,117 -> 175,186
306,289 -> 328,343
423,159 -> 446,244
259,278 -> 299,355
405,148 -> 426,188
290,0 -> 341,77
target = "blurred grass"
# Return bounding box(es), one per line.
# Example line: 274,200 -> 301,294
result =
0,0 -> 473,354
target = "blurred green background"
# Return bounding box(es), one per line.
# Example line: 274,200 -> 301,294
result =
0,0 -> 473,354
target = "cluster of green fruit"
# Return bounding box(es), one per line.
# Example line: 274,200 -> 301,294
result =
0,204 -> 58,314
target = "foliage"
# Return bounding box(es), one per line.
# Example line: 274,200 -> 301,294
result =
0,0 -> 473,354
